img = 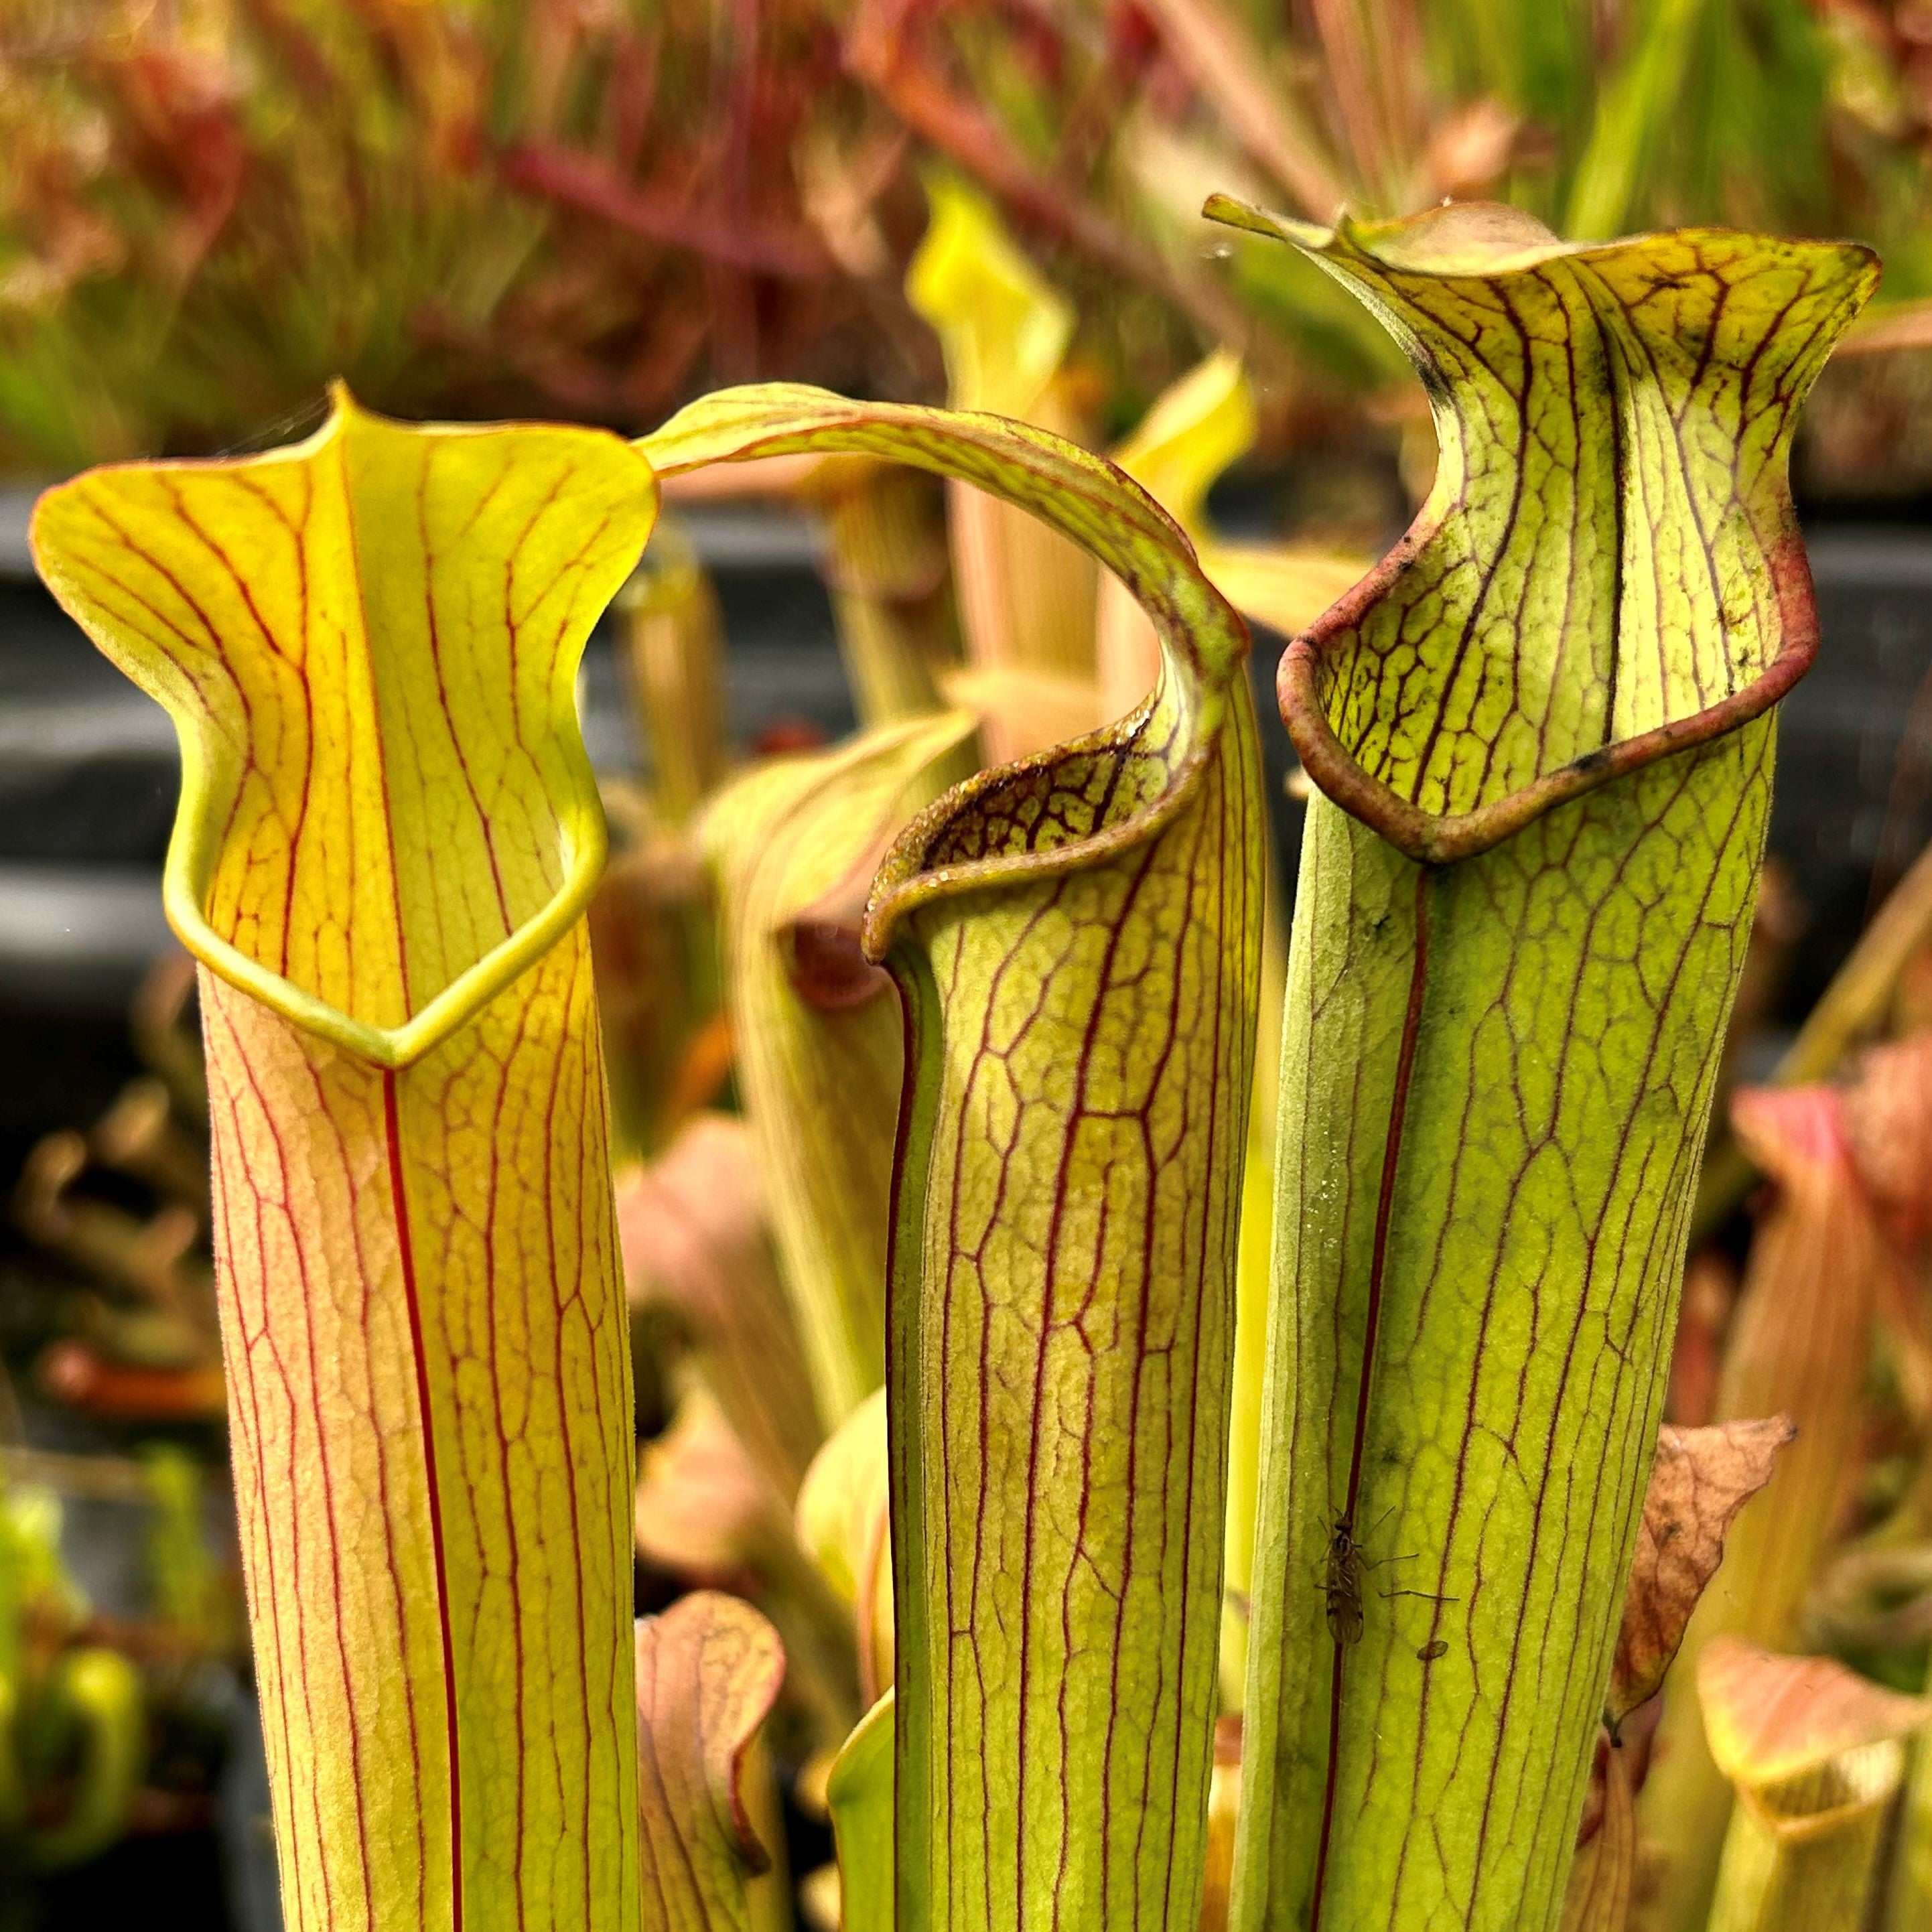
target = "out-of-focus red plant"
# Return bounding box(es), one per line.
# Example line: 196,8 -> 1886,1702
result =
0,0 -> 931,467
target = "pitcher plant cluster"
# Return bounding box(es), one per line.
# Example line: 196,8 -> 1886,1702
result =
30,178 -> 1932,1932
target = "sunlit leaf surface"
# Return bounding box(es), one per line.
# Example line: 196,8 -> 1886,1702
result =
31,393 -> 655,1932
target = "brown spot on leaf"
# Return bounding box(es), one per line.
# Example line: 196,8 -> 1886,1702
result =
784,916 -> 893,1010
1608,1416 -> 1795,1725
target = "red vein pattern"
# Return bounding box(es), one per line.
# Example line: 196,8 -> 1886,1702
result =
1214,213 -> 1878,1932
31,397 -> 654,1932
703,711 -> 978,1428
640,383 -> 1266,1932
886,681 -> 1263,1932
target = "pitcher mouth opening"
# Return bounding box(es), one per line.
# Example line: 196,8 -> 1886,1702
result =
1278,527 -> 1818,868
1199,198 -> 1878,868
29,389 -> 658,1068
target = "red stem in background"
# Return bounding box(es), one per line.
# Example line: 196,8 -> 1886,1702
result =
498,143 -> 832,281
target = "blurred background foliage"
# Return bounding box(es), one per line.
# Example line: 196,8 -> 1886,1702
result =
6,0 -> 1932,484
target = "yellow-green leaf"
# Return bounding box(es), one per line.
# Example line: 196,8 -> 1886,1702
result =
905,175 -> 1075,422
1198,545 -> 1369,647
1099,348 -> 1368,717
634,1592 -> 788,1932
1111,350 -> 1257,539
1211,198 -> 1876,1932
796,1387 -> 893,1706
869,488 -> 1259,1932
33,385 -> 651,1068
701,713 -> 978,1426
31,390 -> 654,1932
23,1647 -> 144,1872
1097,356 -> 1342,1725
642,378 -> 1263,1932
1889,1640 -> 1932,1932
1099,350 -> 1254,719
827,1691 -> 895,1932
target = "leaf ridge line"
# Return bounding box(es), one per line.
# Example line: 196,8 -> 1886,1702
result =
384,1067 -> 463,1932
1310,861 -> 1432,1931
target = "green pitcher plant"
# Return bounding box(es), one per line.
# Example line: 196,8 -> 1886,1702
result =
24,186 -> 1880,1932
0,1476 -> 145,1879
1209,197 -> 1876,1932
700,710 -> 978,1430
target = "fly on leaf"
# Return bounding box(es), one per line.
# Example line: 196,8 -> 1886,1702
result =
1323,1510 -> 1455,1649
1323,1514 -> 1369,1647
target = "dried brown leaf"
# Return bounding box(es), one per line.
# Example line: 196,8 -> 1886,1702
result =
1609,1417 -> 1795,1724
1640,1084 -> 1890,1921
1199,1715 -> 1242,1932
1562,1726 -> 1637,1932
